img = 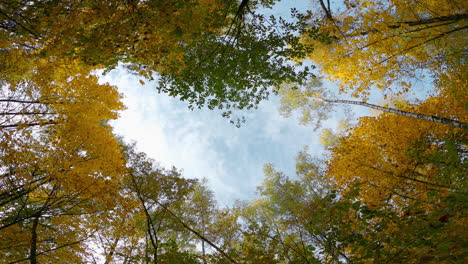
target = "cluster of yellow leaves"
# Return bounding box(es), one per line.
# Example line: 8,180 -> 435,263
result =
1,0 -> 294,262
302,0 -> 467,97
327,90 -> 467,208
0,54 -> 130,262
0,0 -> 231,76
2,57 -> 125,181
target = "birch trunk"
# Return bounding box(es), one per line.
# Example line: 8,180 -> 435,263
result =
321,98 -> 467,129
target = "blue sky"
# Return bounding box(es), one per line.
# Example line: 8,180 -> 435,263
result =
100,67 -> 343,205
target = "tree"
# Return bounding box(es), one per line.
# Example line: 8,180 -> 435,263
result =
279,78 -> 467,129
1,0 -> 313,118
181,179 -> 217,263
0,58 -> 127,263
326,93 -> 466,208
122,144 -> 197,263
122,144 -> 240,264
232,150 -> 345,264
301,0 -> 467,98
242,147 -> 467,263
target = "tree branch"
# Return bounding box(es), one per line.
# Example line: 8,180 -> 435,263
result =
155,200 -> 238,264
318,0 -> 333,21
0,121 -> 57,128
316,97 -> 467,129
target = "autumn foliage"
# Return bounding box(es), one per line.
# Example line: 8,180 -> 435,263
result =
1,0 -> 467,263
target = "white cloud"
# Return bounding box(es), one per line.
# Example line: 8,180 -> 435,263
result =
100,67 -> 327,205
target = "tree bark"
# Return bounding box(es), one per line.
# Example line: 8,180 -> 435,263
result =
29,216 -> 40,264
318,0 -> 333,21
0,121 -> 57,128
321,98 -> 467,129
201,215 -> 206,264
129,175 -> 159,263
394,13 -> 468,27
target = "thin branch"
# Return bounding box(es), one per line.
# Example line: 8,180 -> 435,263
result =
318,0 -> 333,21
155,200 -> 239,264
367,182 -> 417,201
377,25 -> 468,66
0,8 -> 38,37
0,99 -> 43,104
0,121 -> 57,128
365,165 -> 452,190
0,112 -> 57,116
349,20 -> 458,53
8,237 -> 89,264
392,13 -> 468,27
258,230 -> 312,264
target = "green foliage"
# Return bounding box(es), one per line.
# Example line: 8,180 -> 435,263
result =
158,12 -> 314,122
1,0 -> 314,121
278,78 -> 332,129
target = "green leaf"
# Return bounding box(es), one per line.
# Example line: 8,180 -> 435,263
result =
352,201 -> 361,210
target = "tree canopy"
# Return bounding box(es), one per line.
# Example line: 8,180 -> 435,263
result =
1,0 -> 313,118
1,0 -> 466,263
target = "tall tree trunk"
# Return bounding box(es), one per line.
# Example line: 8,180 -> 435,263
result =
394,13 -> 468,27
130,174 -> 159,263
321,98 -> 467,129
318,0 -> 333,21
201,216 -> 206,264
122,245 -> 133,264
142,203 -> 158,263
29,216 -> 40,264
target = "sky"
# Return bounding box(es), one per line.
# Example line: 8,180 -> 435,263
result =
100,68 -> 343,206
98,0 -> 354,206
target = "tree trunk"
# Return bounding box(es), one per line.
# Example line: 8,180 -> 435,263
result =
322,98 -> 467,129
130,174 -> 159,263
155,200 -> 238,264
29,216 -> 40,264
201,216 -> 206,264
318,0 -> 333,21
104,237 -> 120,264
394,13 -> 468,27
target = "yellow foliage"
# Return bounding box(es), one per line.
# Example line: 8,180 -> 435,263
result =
0,56 -> 128,261
302,0 -> 467,98
327,90 -> 467,208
